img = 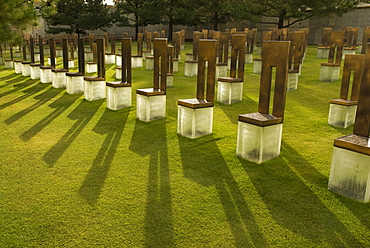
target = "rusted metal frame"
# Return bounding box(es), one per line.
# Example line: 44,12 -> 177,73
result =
258,41 -> 290,119
229,34 -> 246,80
196,39 -> 217,102
121,38 -> 132,85
339,54 -> 365,101
153,38 -> 168,92
327,31 -> 345,64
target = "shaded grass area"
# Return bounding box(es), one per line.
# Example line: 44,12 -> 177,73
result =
0,44 -> 370,247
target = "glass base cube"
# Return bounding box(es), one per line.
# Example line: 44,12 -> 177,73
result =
21,63 -> 31,76
106,83 -> 131,110
14,61 -> 22,74
319,65 -> 340,82
5,60 -> 14,69
142,51 -> 151,60
84,79 -> 106,101
66,75 -> 84,94
177,105 -> 213,139
253,59 -> 262,74
116,68 -> 122,80
86,63 -> 97,73
52,71 -> 67,88
68,60 -> 74,69
116,55 -> 121,66
317,47 -> 329,59
217,80 -> 243,104
245,53 -> 253,64
30,65 -> 40,79
145,57 -> 154,70
342,49 -> 356,60
85,51 -> 93,62
184,61 -> 198,77
328,146 -> 370,202
236,122 -> 283,164
173,60 -> 179,72
40,68 -> 52,83
47,58 -> 57,66
287,72 -> 298,91
132,56 -> 143,68
167,75 -> 173,87
136,93 -> 166,122
105,54 -> 115,64
328,103 -> 357,128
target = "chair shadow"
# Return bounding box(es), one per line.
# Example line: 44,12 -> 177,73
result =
79,108 -> 130,205
178,134 -> 267,247
5,86 -> 62,125
0,79 -> 41,105
19,93 -> 81,141
129,119 -> 174,247
238,141 -> 364,246
218,96 -> 257,125
0,73 -> 21,81
43,99 -> 103,166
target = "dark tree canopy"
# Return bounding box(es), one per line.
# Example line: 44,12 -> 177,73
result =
0,0 -> 37,44
42,0 -> 114,35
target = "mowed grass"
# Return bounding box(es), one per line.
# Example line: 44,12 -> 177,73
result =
0,42 -> 370,247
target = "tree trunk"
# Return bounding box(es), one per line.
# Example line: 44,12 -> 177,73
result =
168,17 -> 173,41
135,15 -> 139,40
213,12 -> 218,31
278,17 -> 284,29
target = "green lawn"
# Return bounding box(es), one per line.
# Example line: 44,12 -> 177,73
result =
0,43 -> 369,247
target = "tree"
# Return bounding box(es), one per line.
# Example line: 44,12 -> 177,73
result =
0,0 -> 38,44
41,0 -> 114,36
237,0 -> 359,29
114,0 -> 161,40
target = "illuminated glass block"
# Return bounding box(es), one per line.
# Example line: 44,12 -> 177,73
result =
106,83 -> 131,110
52,71 -> 67,88
86,62 -> 97,73
177,105 -> 213,139
173,60 -> 179,72
132,56 -> 143,68
68,60 -> 74,69
328,147 -> 370,203
217,80 -> 243,104
184,61 -> 198,77
145,56 -> 154,70
253,59 -> 262,74
328,103 -> 357,128
317,47 -> 329,59
40,67 -> 53,83
245,53 -> 253,64
14,61 -> 23,74
216,64 -> 227,79
319,65 -> 340,82
21,62 -> 31,76
136,93 -> 166,122
30,65 -> 40,79
84,79 -> 106,101
84,51 -> 93,62
236,122 -> 283,164
5,60 -> 14,69
66,74 -> 84,94
105,54 -> 115,64
115,68 -> 122,80
287,72 -> 299,91
167,74 -> 173,87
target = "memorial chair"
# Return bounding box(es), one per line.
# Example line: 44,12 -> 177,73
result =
178,39 -> 217,139
237,41 -> 290,164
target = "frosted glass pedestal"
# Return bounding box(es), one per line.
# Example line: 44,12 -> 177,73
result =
52,69 -> 68,88
115,67 -> 122,80
317,47 -> 329,59
30,64 -> 40,79
136,89 -> 166,122
132,56 -> 143,68
40,66 -> 53,83
216,64 -> 227,79
177,104 -> 214,139
0,56 -> 3,65
14,60 -> 23,74
184,61 -> 198,77
342,48 -> 356,59
256,45 -> 261,55
66,73 -> 85,94
145,57 -> 154,70
245,53 -> 253,64
173,59 -> 179,72
328,135 -> 370,202
237,114 -> 283,164
56,49 -> 63,57
358,45 -> 362,54
328,100 -> 357,128
5,60 -> 14,69
167,74 -> 173,87
86,62 -> 97,73
21,62 -> 31,76
68,60 -> 74,68
106,82 -> 131,110
47,58 -> 57,66
319,64 -> 340,82
287,72 -> 299,91
253,59 -> 262,74
116,55 -> 121,66
85,51 -> 93,62
84,77 -> 106,101
105,54 -> 115,64
186,53 -> 193,60
217,79 -> 243,104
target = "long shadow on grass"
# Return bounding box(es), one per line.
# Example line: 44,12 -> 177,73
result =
5,86 -> 62,125
129,119 -> 174,247
178,135 -> 267,247
0,74 -> 23,90
79,108 -> 129,205
0,78 -> 40,103
239,141 -> 363,246
0,73 -> 21,81
19,93 -> 81,141
43,99 -> 103,166
218,96 -> 257,125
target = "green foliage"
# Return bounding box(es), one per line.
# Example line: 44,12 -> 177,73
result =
240,0 -> 359,28
0,0 -> 37,45
42,0 -> 114,35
